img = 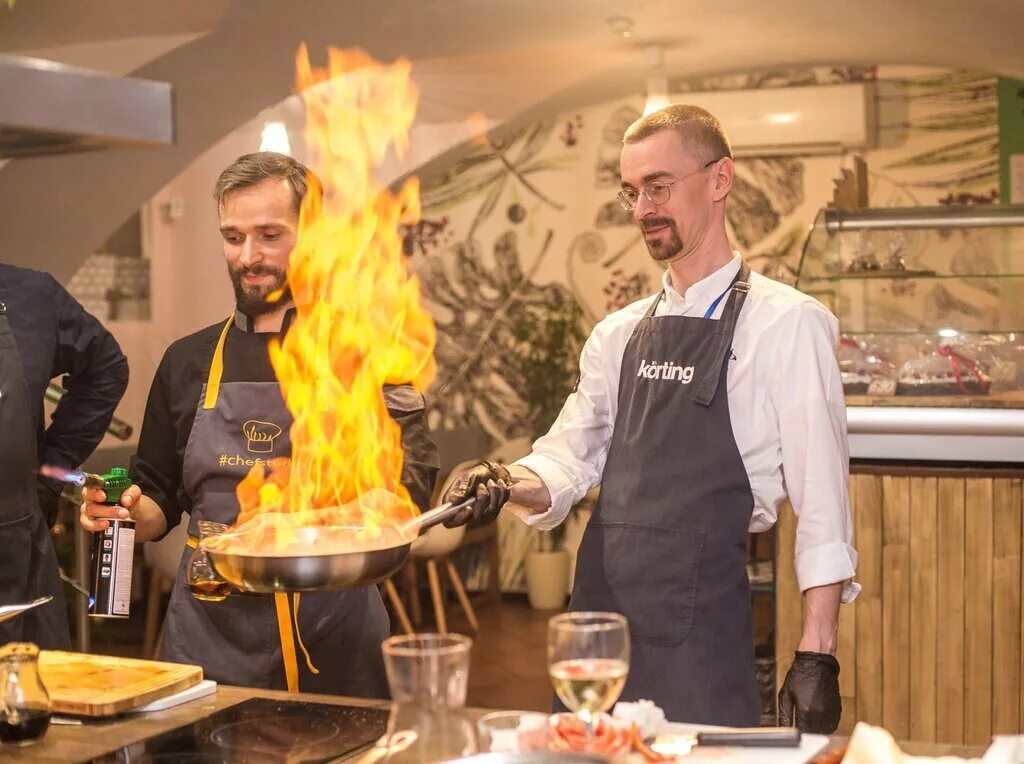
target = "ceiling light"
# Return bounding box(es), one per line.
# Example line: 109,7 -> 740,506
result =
643,45 -> 670,116
260,121 -> 291,154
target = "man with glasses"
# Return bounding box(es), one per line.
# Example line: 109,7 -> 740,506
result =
442,105 -> 857,733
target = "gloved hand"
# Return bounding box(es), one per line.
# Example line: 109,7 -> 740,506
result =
441,460 -> 512,527
778,651 -> 841,733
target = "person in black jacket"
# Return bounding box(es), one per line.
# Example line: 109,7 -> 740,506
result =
0,263 -> 129,648
80,152 -> 439,696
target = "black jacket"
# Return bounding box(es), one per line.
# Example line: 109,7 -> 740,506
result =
0,264 -> 129,519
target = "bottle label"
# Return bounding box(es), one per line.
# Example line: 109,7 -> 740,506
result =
112,525 -> 135,616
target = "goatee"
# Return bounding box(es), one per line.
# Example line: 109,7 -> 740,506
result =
229,263 -> 287,316
640,218 -> 683,262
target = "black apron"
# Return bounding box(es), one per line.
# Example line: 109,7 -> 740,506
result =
569,262 -> 759,726
158,316 -> 390,697
0,301 -> 70,649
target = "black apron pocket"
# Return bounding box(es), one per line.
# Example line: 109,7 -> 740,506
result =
572,520 -> 704,647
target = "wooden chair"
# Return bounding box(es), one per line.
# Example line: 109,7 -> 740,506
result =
382,459 -> 487,634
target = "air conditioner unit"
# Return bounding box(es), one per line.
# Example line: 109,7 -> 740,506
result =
673,82 -> 875,157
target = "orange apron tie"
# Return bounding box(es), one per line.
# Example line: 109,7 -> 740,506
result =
274,593 -> 300,693
293,593 -> 320,677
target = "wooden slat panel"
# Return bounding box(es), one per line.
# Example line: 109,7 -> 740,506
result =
909,477 -> 938,742
855,473 -> 884,727
774,500 -> 802,716
936,478 -> 966,745
964,478 -> 994,746
882,476 -> 911,740
1021,478 -> 1024,736
992,478 -> 1022,734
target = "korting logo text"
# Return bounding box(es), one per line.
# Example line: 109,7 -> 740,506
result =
637,359 -> 695,384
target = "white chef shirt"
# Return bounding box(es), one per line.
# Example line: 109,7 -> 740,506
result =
516,254 -> 859,602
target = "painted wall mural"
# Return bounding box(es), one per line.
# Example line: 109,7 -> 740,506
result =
407,65 -> 1000,591
415,65 -> 999,447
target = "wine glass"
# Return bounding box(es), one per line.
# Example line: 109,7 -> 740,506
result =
548,612 -> 630,741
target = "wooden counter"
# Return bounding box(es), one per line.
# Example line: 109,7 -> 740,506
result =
845,392 -> 1024,409
776,464 -> 1024,747
6,683 -> 989,763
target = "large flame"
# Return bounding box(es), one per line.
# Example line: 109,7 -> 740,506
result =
233,46 -> 436,547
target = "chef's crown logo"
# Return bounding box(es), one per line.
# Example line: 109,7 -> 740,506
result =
242,420 -> 283,453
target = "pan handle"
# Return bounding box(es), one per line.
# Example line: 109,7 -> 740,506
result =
399,497 -> 476,537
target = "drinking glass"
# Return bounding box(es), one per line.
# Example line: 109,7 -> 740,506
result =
376,633 -> 478,762
548,611 -> 630,738
188,520 -> 233,602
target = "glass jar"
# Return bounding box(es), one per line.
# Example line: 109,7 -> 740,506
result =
188,520 -> 233,602
369,633 -> 478,762
0,643 -> 51,747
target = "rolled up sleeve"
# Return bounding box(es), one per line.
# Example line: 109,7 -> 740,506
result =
772,302 -> 859,603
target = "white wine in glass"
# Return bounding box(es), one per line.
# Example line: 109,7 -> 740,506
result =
548,612 -> 630,730
549,657 -> 629,718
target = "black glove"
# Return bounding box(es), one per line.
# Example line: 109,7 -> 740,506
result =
442,460 -> 512,527
778,651 -> 841,733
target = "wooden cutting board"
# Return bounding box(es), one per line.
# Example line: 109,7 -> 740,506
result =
39,651 -> 203,717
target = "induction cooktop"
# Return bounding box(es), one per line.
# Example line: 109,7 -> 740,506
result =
88,698 -> 390,763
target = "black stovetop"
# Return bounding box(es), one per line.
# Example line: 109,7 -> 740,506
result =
88,698 -> 389,763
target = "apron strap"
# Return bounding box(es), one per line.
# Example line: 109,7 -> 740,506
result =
202,317 -> 234,410
693,261 -> 751,408
274,593 -> 300,692
642,292 -> 664,320
292,593 -> 320,677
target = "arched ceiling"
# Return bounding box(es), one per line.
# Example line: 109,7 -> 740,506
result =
2,0 -> 1022,280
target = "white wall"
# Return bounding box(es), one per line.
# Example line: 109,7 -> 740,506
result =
92,121 -> 264,449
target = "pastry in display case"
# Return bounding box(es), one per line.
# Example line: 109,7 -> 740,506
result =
795,205 -> 1024,408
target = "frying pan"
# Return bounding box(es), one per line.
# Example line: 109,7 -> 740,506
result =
202,497 -> 475,592
0,596 -> 53,625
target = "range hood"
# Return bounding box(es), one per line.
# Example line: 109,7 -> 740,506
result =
0,54 -> 175,158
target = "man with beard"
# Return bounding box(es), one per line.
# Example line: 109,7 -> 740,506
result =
441,106 -> 858,732
80,152 -> 439,696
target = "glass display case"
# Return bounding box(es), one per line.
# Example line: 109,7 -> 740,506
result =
794,205 -> 1024,462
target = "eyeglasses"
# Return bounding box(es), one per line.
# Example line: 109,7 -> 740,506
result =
616,158 -> 722,211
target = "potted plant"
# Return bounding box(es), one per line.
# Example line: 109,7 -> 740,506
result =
512,293 -> 588,610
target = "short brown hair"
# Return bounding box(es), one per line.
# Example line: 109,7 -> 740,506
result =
213,151 -> 321,212
623,104 -> 733,163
